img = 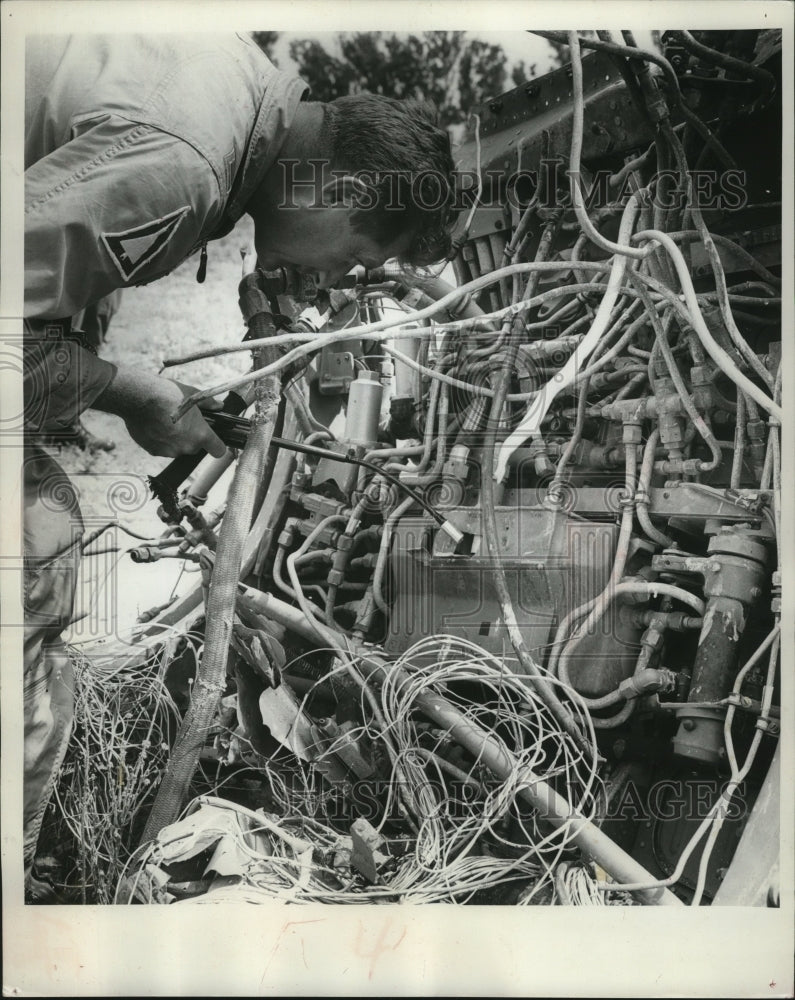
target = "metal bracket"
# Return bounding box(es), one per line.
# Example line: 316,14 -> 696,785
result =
317,345 -> 356,395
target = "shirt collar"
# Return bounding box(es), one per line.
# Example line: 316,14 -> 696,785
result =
224,70 -> 310,228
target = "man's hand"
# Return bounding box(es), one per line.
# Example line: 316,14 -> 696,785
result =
94,366 -> 226,458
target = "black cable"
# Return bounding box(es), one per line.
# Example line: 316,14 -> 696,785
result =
27,519 -> 159,571
530,26 -> 744,174
535,29 -> 749,200
284,437 -> 456,532
670,29 -> 776,91
204,412 -> 456,535
529,29 -> 683,96
598,30 -> 654,128
82,521 -> 159,548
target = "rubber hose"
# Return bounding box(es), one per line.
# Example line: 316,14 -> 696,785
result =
636,429 -> 674,547
139,266 -> 285,844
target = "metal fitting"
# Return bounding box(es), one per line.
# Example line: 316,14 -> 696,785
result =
668,525 -> 771,766
327,568 -> 345,587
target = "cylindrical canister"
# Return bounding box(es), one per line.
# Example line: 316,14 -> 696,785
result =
344,370 -> 384,447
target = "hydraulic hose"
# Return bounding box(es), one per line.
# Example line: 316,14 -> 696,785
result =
494,194 -> 644,481
662,123 -> 775,391
549,580 -> 705,679
632,276 -> 723,473
478,215 -> 595,757
671,30 -> 776,91
372,496 -> 415,614
566,32 -> 649,262
400,382 -> 450,486
139,267 -> 282,846
635,430 -> 674,547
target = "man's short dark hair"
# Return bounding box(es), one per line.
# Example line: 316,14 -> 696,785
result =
325,93 -> 458,266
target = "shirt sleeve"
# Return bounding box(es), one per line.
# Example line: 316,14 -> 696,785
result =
24,114 -> 224,426
25,113 -> 223,320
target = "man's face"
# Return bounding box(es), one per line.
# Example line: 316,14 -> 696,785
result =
254,201 -> 412,289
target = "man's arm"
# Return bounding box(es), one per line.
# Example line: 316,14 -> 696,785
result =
25,116 -> 227,456
93,363 -> 226,458
23,336 -> 224,458
25,118 -> 220,321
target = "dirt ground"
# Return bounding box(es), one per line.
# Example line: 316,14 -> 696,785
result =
57,218 -> 256,642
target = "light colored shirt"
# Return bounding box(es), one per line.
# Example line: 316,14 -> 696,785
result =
24,33 -> 308,428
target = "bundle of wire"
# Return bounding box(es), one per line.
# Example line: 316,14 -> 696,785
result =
113,30 -> 779,908
376,635 -> 605,904
47,632 -> 186,902
121,635 -> 615,905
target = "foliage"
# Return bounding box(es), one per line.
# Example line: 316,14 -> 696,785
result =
281,31 -> 536,127
546,30 -> 599,68
251,31 -> 280,62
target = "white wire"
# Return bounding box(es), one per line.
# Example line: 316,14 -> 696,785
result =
493,192 -> 644,481
123,634 -> 601,904
631,228 -> 781,420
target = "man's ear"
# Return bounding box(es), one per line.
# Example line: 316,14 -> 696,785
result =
320,173 -> 370,209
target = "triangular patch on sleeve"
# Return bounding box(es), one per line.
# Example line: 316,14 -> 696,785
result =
101,206 -> 191,281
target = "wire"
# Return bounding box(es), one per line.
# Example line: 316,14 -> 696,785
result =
633,280 -> 722,472
593,628 -> 780,901
690,627 -> 779,906
530,29 -> 683,107
730,390 -> 747,489
51,641 -> 182,902
671,30 -> 776,91
630,228 -> 781,421
119,633 -> 606,905
460,113 -> 484,242
566,33 -> 650,261
268,434 -> 457,538
87,28 -> 781,911
662,123 -> 775,391
533,29 -> 741,175
494,193 -> 645,481
665,232 -> 782,290
171,262 -> 643,413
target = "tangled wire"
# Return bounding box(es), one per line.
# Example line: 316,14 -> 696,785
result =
120,635 -> 622,906
46,631 -> 188,902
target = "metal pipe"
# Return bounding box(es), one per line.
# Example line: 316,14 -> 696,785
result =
635,430 -> 674,547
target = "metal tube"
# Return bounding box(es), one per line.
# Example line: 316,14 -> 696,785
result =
184,450 -> 236,506
411,687 -> 682,906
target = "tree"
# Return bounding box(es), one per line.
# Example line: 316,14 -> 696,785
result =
457,38 -> 509,116
511,60 -> 538,87
286,39 -> 356,103
287,32 -> 530,128
251,32 -> 280,62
